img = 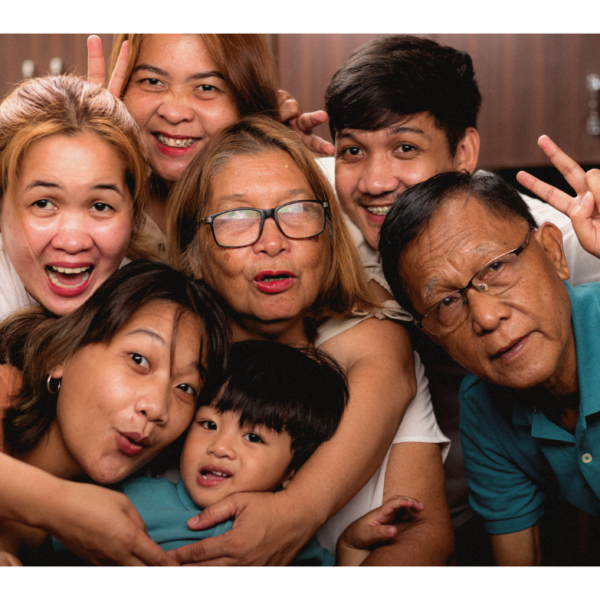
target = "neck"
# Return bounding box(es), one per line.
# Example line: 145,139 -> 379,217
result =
230,315 -> 311,347
147,175 -> 172,233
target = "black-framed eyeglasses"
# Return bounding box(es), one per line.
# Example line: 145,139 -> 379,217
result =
201,200 -> 329,249
415,228 -> 534,336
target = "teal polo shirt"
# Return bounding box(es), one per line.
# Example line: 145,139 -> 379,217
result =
459,281 -> 600,535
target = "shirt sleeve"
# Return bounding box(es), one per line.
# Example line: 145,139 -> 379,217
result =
459,375 -> 545,535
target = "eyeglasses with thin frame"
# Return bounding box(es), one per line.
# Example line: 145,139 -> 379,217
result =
415,228 -> 534,336
201,199 -> 329,249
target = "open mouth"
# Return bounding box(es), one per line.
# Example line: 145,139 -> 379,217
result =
200,469 -> 231,481
45,265 -> 92,289
260,274 -> 290,283
363,205 -> 392,216
154,133 -> 199,149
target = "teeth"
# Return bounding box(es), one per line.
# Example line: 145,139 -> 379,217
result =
201,470 -> 229,478
156,133 -> 197,148
51,266 -> 90,274
365,205 -> 391,216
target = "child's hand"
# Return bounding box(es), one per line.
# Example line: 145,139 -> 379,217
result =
0,550 -> 22,566
337,496 -> 424,566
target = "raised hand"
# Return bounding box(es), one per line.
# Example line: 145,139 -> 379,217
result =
517,135 -> 600,259
278,90 -> 335,156
86,35 -> 129,98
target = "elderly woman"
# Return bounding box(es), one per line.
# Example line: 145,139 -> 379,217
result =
0,74 -> 154,320
0,260 -> 229,565
167,116 -> 453,565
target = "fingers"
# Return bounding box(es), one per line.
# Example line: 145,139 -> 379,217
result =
296,110 -> 329,132
186,495 -> 238,531
167,537 -> 218,565
107,40 -> 129,99
537,135 -> 588,196
516,169 -> 573,215
134,538 -> 180,566
0,550 -> 22,566
87,35 -> 106,87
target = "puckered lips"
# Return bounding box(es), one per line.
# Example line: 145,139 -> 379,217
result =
197,465 -> 232,488
254,270 -> 295,294
45,263 -> 93,297
117,431 -> 150,457
491,333 -> 531,361
153,131 -> 201,157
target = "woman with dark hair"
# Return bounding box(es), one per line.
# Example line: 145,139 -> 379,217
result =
166,116 -> 453,566
0,260 -> 229,565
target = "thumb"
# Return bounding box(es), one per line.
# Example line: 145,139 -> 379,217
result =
187,496 -> 237,531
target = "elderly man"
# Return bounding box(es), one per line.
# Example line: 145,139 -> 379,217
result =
379,170 -> 600,566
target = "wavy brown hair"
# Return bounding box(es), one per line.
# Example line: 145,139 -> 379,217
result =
166,116 -> 375,323
0,260 -> 230,457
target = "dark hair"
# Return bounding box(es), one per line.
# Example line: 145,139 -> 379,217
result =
199,340 -> 348,477
379,170 -> 538,318
1,260 -> 230,455
325,35 -> 482,156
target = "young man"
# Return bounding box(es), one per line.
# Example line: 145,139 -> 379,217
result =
379,170 -> 600,566
318,34 -> 600,564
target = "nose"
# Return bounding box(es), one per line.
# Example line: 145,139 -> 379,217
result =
252,216 -> 291,257
466,289 -> 511,335
357,154 -> 402,197
207,431 -> 236,460
135,387 -> 170,424
156,89 -> 195,124
51,213 -> 94,254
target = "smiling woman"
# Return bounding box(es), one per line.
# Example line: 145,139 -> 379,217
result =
0,75 -> 152,320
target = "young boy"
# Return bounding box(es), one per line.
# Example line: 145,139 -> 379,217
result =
50,340 -> 424,566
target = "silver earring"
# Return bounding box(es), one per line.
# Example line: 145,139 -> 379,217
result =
46,372 -> 61,394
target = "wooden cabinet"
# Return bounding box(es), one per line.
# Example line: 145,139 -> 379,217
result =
0,34 -> 113,99
274,34 -> 600,170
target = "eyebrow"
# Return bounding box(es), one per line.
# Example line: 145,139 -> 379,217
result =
337,125 -> 428,142
126,328 -> 167,346
24,180 -> 125,196
216,189 -> 312,204
132,64 -> 225,82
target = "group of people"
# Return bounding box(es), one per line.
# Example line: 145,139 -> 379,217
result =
0,32 -> 598,567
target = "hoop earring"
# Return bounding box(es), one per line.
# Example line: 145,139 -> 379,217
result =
46,372 -> 61,394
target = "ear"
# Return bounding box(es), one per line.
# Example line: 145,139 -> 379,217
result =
50,364 -> 64,379
535,222 -> 571,281
452,127 -> 480,174
281,469 -> 296,489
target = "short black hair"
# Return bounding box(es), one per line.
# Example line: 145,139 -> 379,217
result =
379,170 -> 538,318
199,340 -> 348,477
325,35 -> 482,156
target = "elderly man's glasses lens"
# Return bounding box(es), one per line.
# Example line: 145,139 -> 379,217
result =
416,228 -> 534,336
202,200 -> 329,248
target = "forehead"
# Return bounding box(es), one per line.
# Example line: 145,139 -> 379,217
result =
337,112 -> 450,148
207,150 -> 314,208
400,195 -> 528,307
136,34 -> 216,71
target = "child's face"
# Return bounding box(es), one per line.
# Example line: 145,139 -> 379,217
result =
180,405 -> 294,507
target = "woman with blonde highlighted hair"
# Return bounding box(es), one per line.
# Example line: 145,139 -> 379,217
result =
165,116 -> 452,566
0,74 -> 154,320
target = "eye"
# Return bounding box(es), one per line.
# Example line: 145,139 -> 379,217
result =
90,203 -> 113,213
395,144 -> 417,154
340,146 -> 363,157
141,78 -> 163,86
200,420 -> 217,430
243,432 -> 264,444
32,199 -> 55,210
197,84 -> 217,92
129,353 -> 150,369
177,383 -> 197,396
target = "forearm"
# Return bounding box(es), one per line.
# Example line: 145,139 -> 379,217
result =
491,525 -> 541,566
361,442 -> 454,566
0,452 -> 67,529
